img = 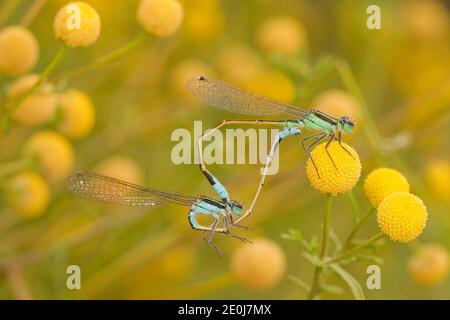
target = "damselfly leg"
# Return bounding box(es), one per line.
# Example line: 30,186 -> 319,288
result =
338,131 -> 355,159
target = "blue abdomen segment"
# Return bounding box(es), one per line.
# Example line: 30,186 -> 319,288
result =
279,127 -> 301,139
203,171 -> 230,202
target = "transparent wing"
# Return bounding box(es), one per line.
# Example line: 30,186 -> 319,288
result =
66,172 -> 196,207
186,76 -> 309,118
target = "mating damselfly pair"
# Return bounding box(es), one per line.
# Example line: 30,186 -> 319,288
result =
67,76 -> 355,256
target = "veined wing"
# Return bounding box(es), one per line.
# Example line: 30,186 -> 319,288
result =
186,76 -> 309,118
66,172 -> 196,207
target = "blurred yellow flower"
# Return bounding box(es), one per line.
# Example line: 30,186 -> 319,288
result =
312,89 -> 360,122
169,59 -> 214,99
364,168 -> 410,208
7,171 -> 50,218
256,16 -> 307,57
408,243 -> 449,286
306,141 -> 361,196
137,0 -> 184,38
231,238 -> 286,290
0,26 -> 39,76
402,0 -> 449,41
57,89 -> 96,140
425,159 -> 450,201
243,69 -> 296,103
7,74 -> 58,126
24,131 -> 74,184
182,0 -> 223,42
377,192 -> 427,243
96,155 -> 144,185
215,45 -> 263,85
54,2 -> 101,47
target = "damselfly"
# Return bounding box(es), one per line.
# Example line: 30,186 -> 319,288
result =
66,171 -> 249,257
186,76 -> 355,226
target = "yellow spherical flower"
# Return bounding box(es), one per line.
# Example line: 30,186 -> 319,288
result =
0,26 -> 39,76
96,155 -> 144,185
306,141 -> 361,196
169,59 -> 214,99
402,0 -> 449,41
8,171 -> 50,218
243,69 -> 296,103
54,2 -> 101,47
57,89 -> 96,140
7,74 -> 58,126
425,160 -> 450,200
231,238 -> 286,290
24,131 -> 74,183
364,168 -> 410,208
377,192 -> 427,243
408,244 -> 449,286
137,0 -> 184,38
256,16 -> 307,57
313,89 -> 360,122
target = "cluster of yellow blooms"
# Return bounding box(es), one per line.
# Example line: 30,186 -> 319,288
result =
306,145 -> 429,244
1,0 -> 183,219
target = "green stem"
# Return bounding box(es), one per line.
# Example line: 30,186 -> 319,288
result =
1,45 -> 67,131
347,190 -> 361,224
55,32 -> 147,81
343,207 -> 375,249
329,232 -> 384,264
0,157 -> 35,177
308,194 -> 332,299
335,60 -> 383,156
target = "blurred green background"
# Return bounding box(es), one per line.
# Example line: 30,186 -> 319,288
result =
0,0 -> 449,299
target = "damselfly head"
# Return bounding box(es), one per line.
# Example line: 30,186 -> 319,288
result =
339,116 -> 354,134
229,200 -> 243,215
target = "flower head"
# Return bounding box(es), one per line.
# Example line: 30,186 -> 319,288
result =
425,159 -> 450,200
24,131 -> 74,183
377,192 -> 427,243
57,89 -> 96,140
256,16 -> 307,57
7,74 -> 58,126
137,0 -> 184,38
7,171 -> 50,218
408,243 -> 449,286
96,155 -> 144,185
306,141 -> 361,196
0,26 -> 39,76
54,2 -> 101,47
231,238 -> 286,290
364,168 -> 410,208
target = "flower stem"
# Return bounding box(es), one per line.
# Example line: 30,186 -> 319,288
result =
347,190 -> 361,224
308,194 -> 332,299
343,207 -> 375,249
55,32 -> 147,81
328,232 -> 384,264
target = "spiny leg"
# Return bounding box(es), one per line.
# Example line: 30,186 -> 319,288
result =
337,131 -> 355,159
325,132 -> 337,169
202,216 -> 226,258
300,132 -> 326,177
228,213 -> 253,231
